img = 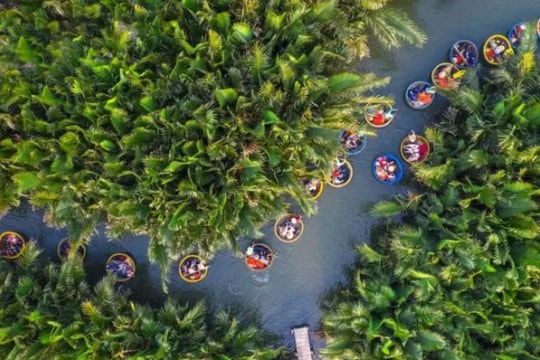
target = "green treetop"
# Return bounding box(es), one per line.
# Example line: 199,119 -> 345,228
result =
0,0 -> 425,273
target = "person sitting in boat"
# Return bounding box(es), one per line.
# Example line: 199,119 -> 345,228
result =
187,259 -> 199,274
1,233 -> 23,257
124,268 -> 135,279
407,86 -> 420,102
341,130 -> 352,140
181,262 -> 189,276
346,134 -> 363,152
341,131 -> 360,151
278,219 -> 297,240
371,111 -> 385,126
436,65 -> 457,88
437,68 -> 449,88
303,178 -> 320,194
247,246 -> 271,265
402,131 -> 430,163
452,52 -> 464,66
331,165 -> 345,184
60,241 -> 71,257
417,90 -> 432,105
387,164 -> 397,182
334,164 -> 350,184
403,143 -> 421,162
453,43 -> 476,67
118,262 -> 128,276
278,223 -> 288,238
465,48 -> 475,64
288,216 -> 302,239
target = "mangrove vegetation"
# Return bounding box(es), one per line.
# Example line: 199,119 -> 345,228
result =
0,0 -> 425,277
321,30 -> 540,359
0,243 -> 286,359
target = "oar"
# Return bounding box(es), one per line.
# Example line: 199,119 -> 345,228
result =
453,44 -> 470,67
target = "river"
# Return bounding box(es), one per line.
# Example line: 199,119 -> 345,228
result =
1,0 -> 539,355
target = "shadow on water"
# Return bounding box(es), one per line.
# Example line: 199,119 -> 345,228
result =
2,0 -> 540,354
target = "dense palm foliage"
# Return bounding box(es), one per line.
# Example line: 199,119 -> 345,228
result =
0,243 -> 285,359
0,0 -> 425,272
322,29 -> 540,359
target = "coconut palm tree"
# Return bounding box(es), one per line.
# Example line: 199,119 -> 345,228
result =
322,27 -> 540,359
0,0 -> 426,280
0,243 -> 286,359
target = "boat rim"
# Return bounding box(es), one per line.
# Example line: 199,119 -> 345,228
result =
399,134 -> 431,165
449,39 -> 479,68
483,34 -> 513,65
327,159 -> 354,188
179,254 -> 209,283
245,243 -> 274,272
0,231 -> 26,260
106,252 -> 137,282
57,238 -> 87,261
302,177 -> 324,200
372,154 -> 405,184
274,214 -> 304,243
364,104 -> 396,128
431,62 -> 460,89
338,130 -> 367,155
405,81 -> 435,110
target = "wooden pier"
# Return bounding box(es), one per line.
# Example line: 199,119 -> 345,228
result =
292,326 -> 312,360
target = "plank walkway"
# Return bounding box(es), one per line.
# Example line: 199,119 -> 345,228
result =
292,326 -> 312,360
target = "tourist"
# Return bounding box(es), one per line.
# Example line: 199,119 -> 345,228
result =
417,91 -> 432,105
345,134 -> 362,151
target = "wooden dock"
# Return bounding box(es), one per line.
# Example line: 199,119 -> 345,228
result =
292,326 -> 312,360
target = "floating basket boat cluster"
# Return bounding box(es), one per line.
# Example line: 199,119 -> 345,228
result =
405,18 -> 540,111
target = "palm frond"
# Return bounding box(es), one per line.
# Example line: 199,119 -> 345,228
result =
363,8 -> 427,49
370,200 -> 404,217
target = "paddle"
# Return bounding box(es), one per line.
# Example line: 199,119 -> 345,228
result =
453,44 -> 470,67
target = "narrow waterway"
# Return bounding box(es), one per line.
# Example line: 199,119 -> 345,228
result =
1,0 -> 539,354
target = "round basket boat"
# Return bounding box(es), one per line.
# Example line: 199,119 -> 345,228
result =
0,231 -> 26,260
431,62 -> 463,89
300,177 -> 324,200
274,214 -> 304,243
400,131 -> 431,164
245,243 -> 274,272
483,34 -> 513,65
338,130 -> 367,155
179,255 -> 209,283
57,238 -> 87,261
449,40 -> 479,68
372,154 -> 404,185
405,81 -> 435,110
328,158 -> 353,188
364,104 -> 397,128
508,22 -> 527,49
106,253 -> 136,282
